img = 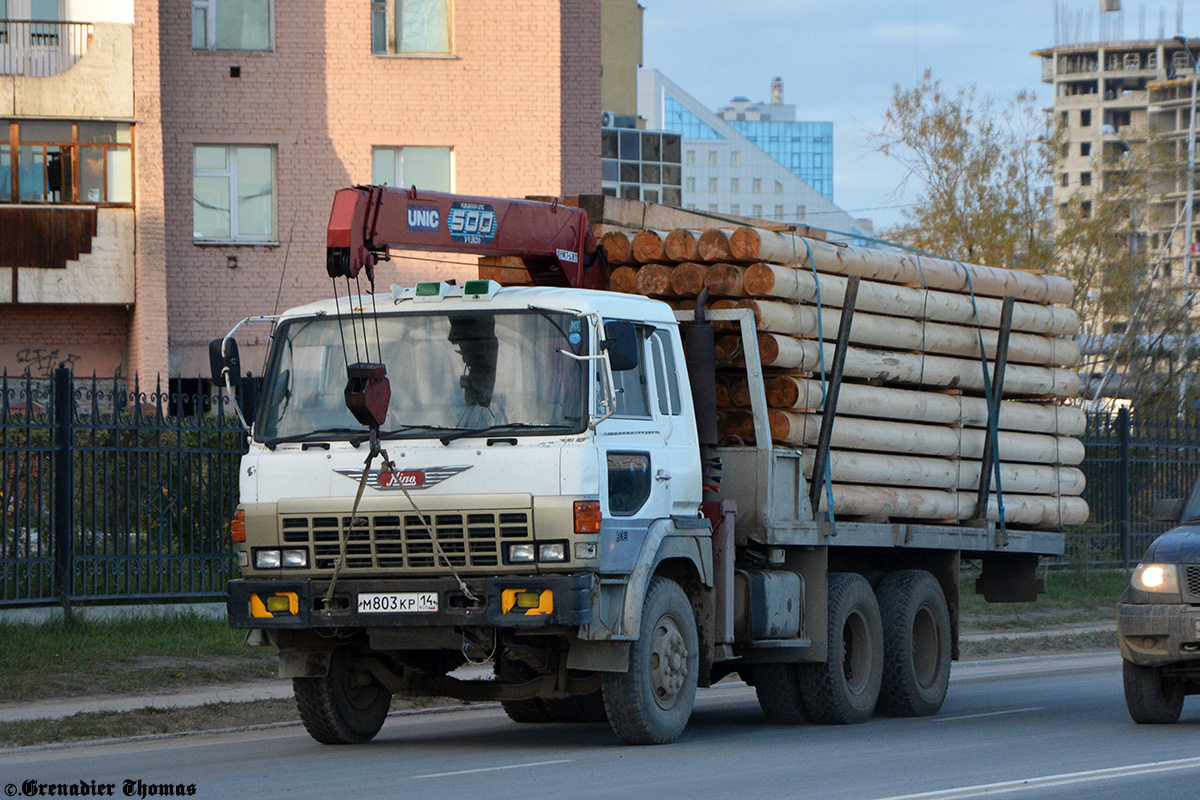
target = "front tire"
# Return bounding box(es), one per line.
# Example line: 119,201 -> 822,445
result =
797,572 -> 884,725
603,576 -> 699,745
876,570 -> 951,717
293,647 -> 392,744
1123,660 -> 1185,724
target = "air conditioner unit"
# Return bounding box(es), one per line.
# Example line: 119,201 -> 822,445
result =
601,111 -> 613,128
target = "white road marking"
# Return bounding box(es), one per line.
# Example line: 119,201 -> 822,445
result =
871,756 -> 1200,800
933,707 -> 1042,722
412,759 -> 573,779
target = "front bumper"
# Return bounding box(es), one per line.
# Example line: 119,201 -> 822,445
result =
227,574 -> 592,631
1117,601 -> 1200,666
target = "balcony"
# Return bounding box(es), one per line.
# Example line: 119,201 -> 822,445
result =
0,20 -> 93,78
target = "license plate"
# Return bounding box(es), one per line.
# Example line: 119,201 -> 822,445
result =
357,592 -> 438,613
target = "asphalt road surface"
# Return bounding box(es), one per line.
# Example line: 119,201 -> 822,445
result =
3,653 -> 1199,800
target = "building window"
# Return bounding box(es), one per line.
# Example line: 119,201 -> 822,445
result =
1080,171 -> 1092,186
686,150 -> 696,166
372,0 -> 451,55
371,146 -> 452,191
752,178 -> 762,194
708,204 -> 718,212
1080,109 -> 1092,127
774,204 -> 784,219
708,177 -> 718,193
730,177 -> 740,194
774,180 -> 784,194
708,151 -> 718,168
796,205 -> 806,220
685,177 -> 695,193
193,145 -> 276,242
0,120 -> 133,204
1081,141 -> 1091,157
730,151 -> 740,168
1081,200 -> 1091,218
730,204 -> 739,215
192,0 -> 272,51
1061,172 -> 1069,187
752,204 -> 762,217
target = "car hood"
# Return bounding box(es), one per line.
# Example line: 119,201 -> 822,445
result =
1143,524 -> 1200,564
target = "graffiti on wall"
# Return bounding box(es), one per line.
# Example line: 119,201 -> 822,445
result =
15,348 -> 82,379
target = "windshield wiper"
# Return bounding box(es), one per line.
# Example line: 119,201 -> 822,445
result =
353,424 -> 463,445
263,428 -> 364,449
438,422 -> 573,445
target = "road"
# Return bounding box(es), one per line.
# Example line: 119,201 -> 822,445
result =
2,653 -> 1198,800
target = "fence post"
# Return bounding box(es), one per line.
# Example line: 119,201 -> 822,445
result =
53,365 -> 74,619
1117,406 -> 1131,570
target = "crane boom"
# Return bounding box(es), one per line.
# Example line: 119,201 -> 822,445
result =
326,185 -> 608,289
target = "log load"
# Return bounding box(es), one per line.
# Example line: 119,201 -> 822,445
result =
595,219 -> 1087,530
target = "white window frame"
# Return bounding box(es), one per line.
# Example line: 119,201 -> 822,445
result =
373,0 -> 454,56
193,144 -> 277,244
192,0 -> 275,51
371,145 -> 454,192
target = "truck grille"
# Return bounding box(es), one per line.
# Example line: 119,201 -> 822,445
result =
1186,565 -> 1200,598
279,510 -> 531,572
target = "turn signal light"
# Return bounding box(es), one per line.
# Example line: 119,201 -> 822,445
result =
230,509 -> 246,543
574,500 -> 601,534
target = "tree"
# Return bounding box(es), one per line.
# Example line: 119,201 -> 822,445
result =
869,70 -> 1056,271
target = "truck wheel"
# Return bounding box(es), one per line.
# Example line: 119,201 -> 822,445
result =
876,570 -> 951,717
1123,660 -> 1185,724
796,572 -> 883,725
755,663 -> 808,724
602,576 -> 698,745
293,647 -> 392,744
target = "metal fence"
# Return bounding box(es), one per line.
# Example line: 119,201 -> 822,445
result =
1070,408 -> 1200,568
1,368 -> 245,609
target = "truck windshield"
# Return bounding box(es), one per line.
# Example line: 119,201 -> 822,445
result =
255,310 -> 587,443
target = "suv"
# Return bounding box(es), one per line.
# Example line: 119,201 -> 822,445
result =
1117,484 -> 1200,723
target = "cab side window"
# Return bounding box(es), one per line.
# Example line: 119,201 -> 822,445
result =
650,329 -> 682,416
611,327 -> 651,418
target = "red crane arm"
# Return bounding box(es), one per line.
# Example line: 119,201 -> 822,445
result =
326,185 -> 608,290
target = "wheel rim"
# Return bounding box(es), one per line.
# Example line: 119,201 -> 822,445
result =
841,609 -> 871,695
911,602 -> 940,690
338,662 -> 384,711
649,612 -> 689,710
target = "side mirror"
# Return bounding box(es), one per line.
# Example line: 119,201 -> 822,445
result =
1151,498 -> 1184,524
602,320 -> 640,372
209,337 -> 242,393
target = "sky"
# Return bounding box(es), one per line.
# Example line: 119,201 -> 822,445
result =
642,0 -> 1200,233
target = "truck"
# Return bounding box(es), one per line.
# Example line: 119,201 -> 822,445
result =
1118,485 -> 1200,723
216,186 -> 1069,745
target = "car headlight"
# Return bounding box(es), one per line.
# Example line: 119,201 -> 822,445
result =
254,549 -> 281,569
1131,563 -> 1180,594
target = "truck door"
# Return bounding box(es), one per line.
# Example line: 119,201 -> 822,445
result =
647,326 -> 701,517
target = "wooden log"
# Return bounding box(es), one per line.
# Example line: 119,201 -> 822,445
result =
633,263 -> 675,297
730,228 -> 1074,304
769,411 -> 1086,464
737,298 -> 1080,367
600,231 -> 635,265
767,376 -> 1087,436
757,334 -> 1081,398
664,229 -> 702,262
816,486 -> 1089,527
670,262 -> 709,297
698,229 -> 739,263
632,230 -> 670,263
609,265 -> 638,294
801,450 -> 1086,495
744,263 -> 1080,337
705,263 -> 750,297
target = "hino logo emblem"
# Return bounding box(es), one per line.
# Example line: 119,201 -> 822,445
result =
333,465 -> 473,490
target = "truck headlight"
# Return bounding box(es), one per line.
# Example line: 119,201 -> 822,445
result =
1131,563 -> 1180,593
281,549 -> 309,568
254,549 -> 281,569
538,542 -> 567,562
508,544 -> 536,563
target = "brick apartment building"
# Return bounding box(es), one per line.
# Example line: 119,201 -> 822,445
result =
1,0 -> 600,382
